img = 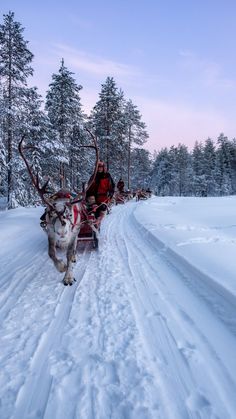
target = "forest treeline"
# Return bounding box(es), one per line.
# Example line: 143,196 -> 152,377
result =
0,12 -> 236,209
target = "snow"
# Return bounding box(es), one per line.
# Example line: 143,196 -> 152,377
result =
0,196 -> 236,419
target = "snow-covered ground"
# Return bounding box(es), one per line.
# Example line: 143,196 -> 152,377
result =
0,196 -> 236,419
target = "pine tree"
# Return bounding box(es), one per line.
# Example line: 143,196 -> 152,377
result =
203,138 -> 217,196
0,135 -> 6,197
230,138 -> 236,193
91,77 -> 122,170
175,144 -> 191,196
15,86 -> 52,205
0,11 -> 33,208
192,141 -> 206,196
216,133 -> 233,195
131,148 -> 152,189
45,59 -> 84,189
0,83 -> 6,197
123,99 -> 148,189
151,148 -> 171,195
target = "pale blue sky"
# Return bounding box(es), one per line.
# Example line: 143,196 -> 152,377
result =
1,0 -> 236,151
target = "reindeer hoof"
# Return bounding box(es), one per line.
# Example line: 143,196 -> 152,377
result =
63,273 -> 74,286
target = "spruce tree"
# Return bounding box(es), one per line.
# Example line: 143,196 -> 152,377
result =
151,148 -> 171,195
192,141 -> 206,196
15,86 -> 51,205
203,138 -> 217,196
216,134 -> 233,195
123,99 -> 148,189
131,148 -> 151,190
91,77 -> 122,170
0,11 -> 33,208
176,144 -> 191,196
45,59 -> 84,189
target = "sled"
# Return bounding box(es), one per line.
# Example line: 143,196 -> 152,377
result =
77,213 -> 99,249
115,192 -> 126,205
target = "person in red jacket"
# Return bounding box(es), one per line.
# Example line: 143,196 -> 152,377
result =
86,161 -> 115,225
86,161 -> 115,204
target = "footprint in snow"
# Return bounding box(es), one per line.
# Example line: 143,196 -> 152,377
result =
186,391 -> 215,417
177,340 -> 199,364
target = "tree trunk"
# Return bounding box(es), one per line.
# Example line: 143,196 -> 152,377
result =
7,68 -> 13,209
60,162 -> 65,188
127,126 -> 131,189
106,125 -> 110,170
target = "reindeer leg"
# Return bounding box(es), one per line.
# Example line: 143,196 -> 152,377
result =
63,235 -> 77,285
48,236 -> 67,273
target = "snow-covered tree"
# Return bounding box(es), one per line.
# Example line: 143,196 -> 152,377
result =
192,141 -> 206,196
151,144 -> 192,196
14,86 -> 52,205
45,59 -> 84,189
123,99 -> 148,189
151,148 -> 172,195
215,134 -> 233,195
91,77 -> 123,170
0,11 -> 33,208
130,147 -> 152,189
203,138 -> 217,196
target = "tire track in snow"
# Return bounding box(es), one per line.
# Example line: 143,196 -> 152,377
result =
10,247 -> 91,419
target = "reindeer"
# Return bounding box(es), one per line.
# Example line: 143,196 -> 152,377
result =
19,128 -> 99,285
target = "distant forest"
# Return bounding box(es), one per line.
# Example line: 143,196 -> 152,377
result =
1,11 -> 236,209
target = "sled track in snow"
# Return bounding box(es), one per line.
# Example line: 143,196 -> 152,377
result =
10,247 -> 92,419
0,240 -> 47,321
132,213 -> 236,336
110,204 -> 236,418
1,203 -> 236,419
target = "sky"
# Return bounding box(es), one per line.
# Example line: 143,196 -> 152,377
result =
1,0 -> 236,152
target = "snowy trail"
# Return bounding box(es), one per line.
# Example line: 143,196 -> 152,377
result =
1,201 -> 236,419
114,204 -> 236,418
13,248 -> 91,419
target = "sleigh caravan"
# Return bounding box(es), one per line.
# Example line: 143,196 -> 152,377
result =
136,189 -> 152,201
115,189 -> 134,205
115,191 -> 126,205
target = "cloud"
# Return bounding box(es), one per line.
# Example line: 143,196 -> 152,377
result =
50,43 -> 140,78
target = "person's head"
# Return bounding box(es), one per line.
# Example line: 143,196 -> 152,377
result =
97,161 -> 106,173
87,195 -> 96,205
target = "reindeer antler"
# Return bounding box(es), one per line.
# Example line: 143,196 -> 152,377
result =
18,135 -> 55,210
84,127 -> 99,193
70,126 -> 99,204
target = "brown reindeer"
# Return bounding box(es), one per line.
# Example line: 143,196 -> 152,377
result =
19,128 -> 99,285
